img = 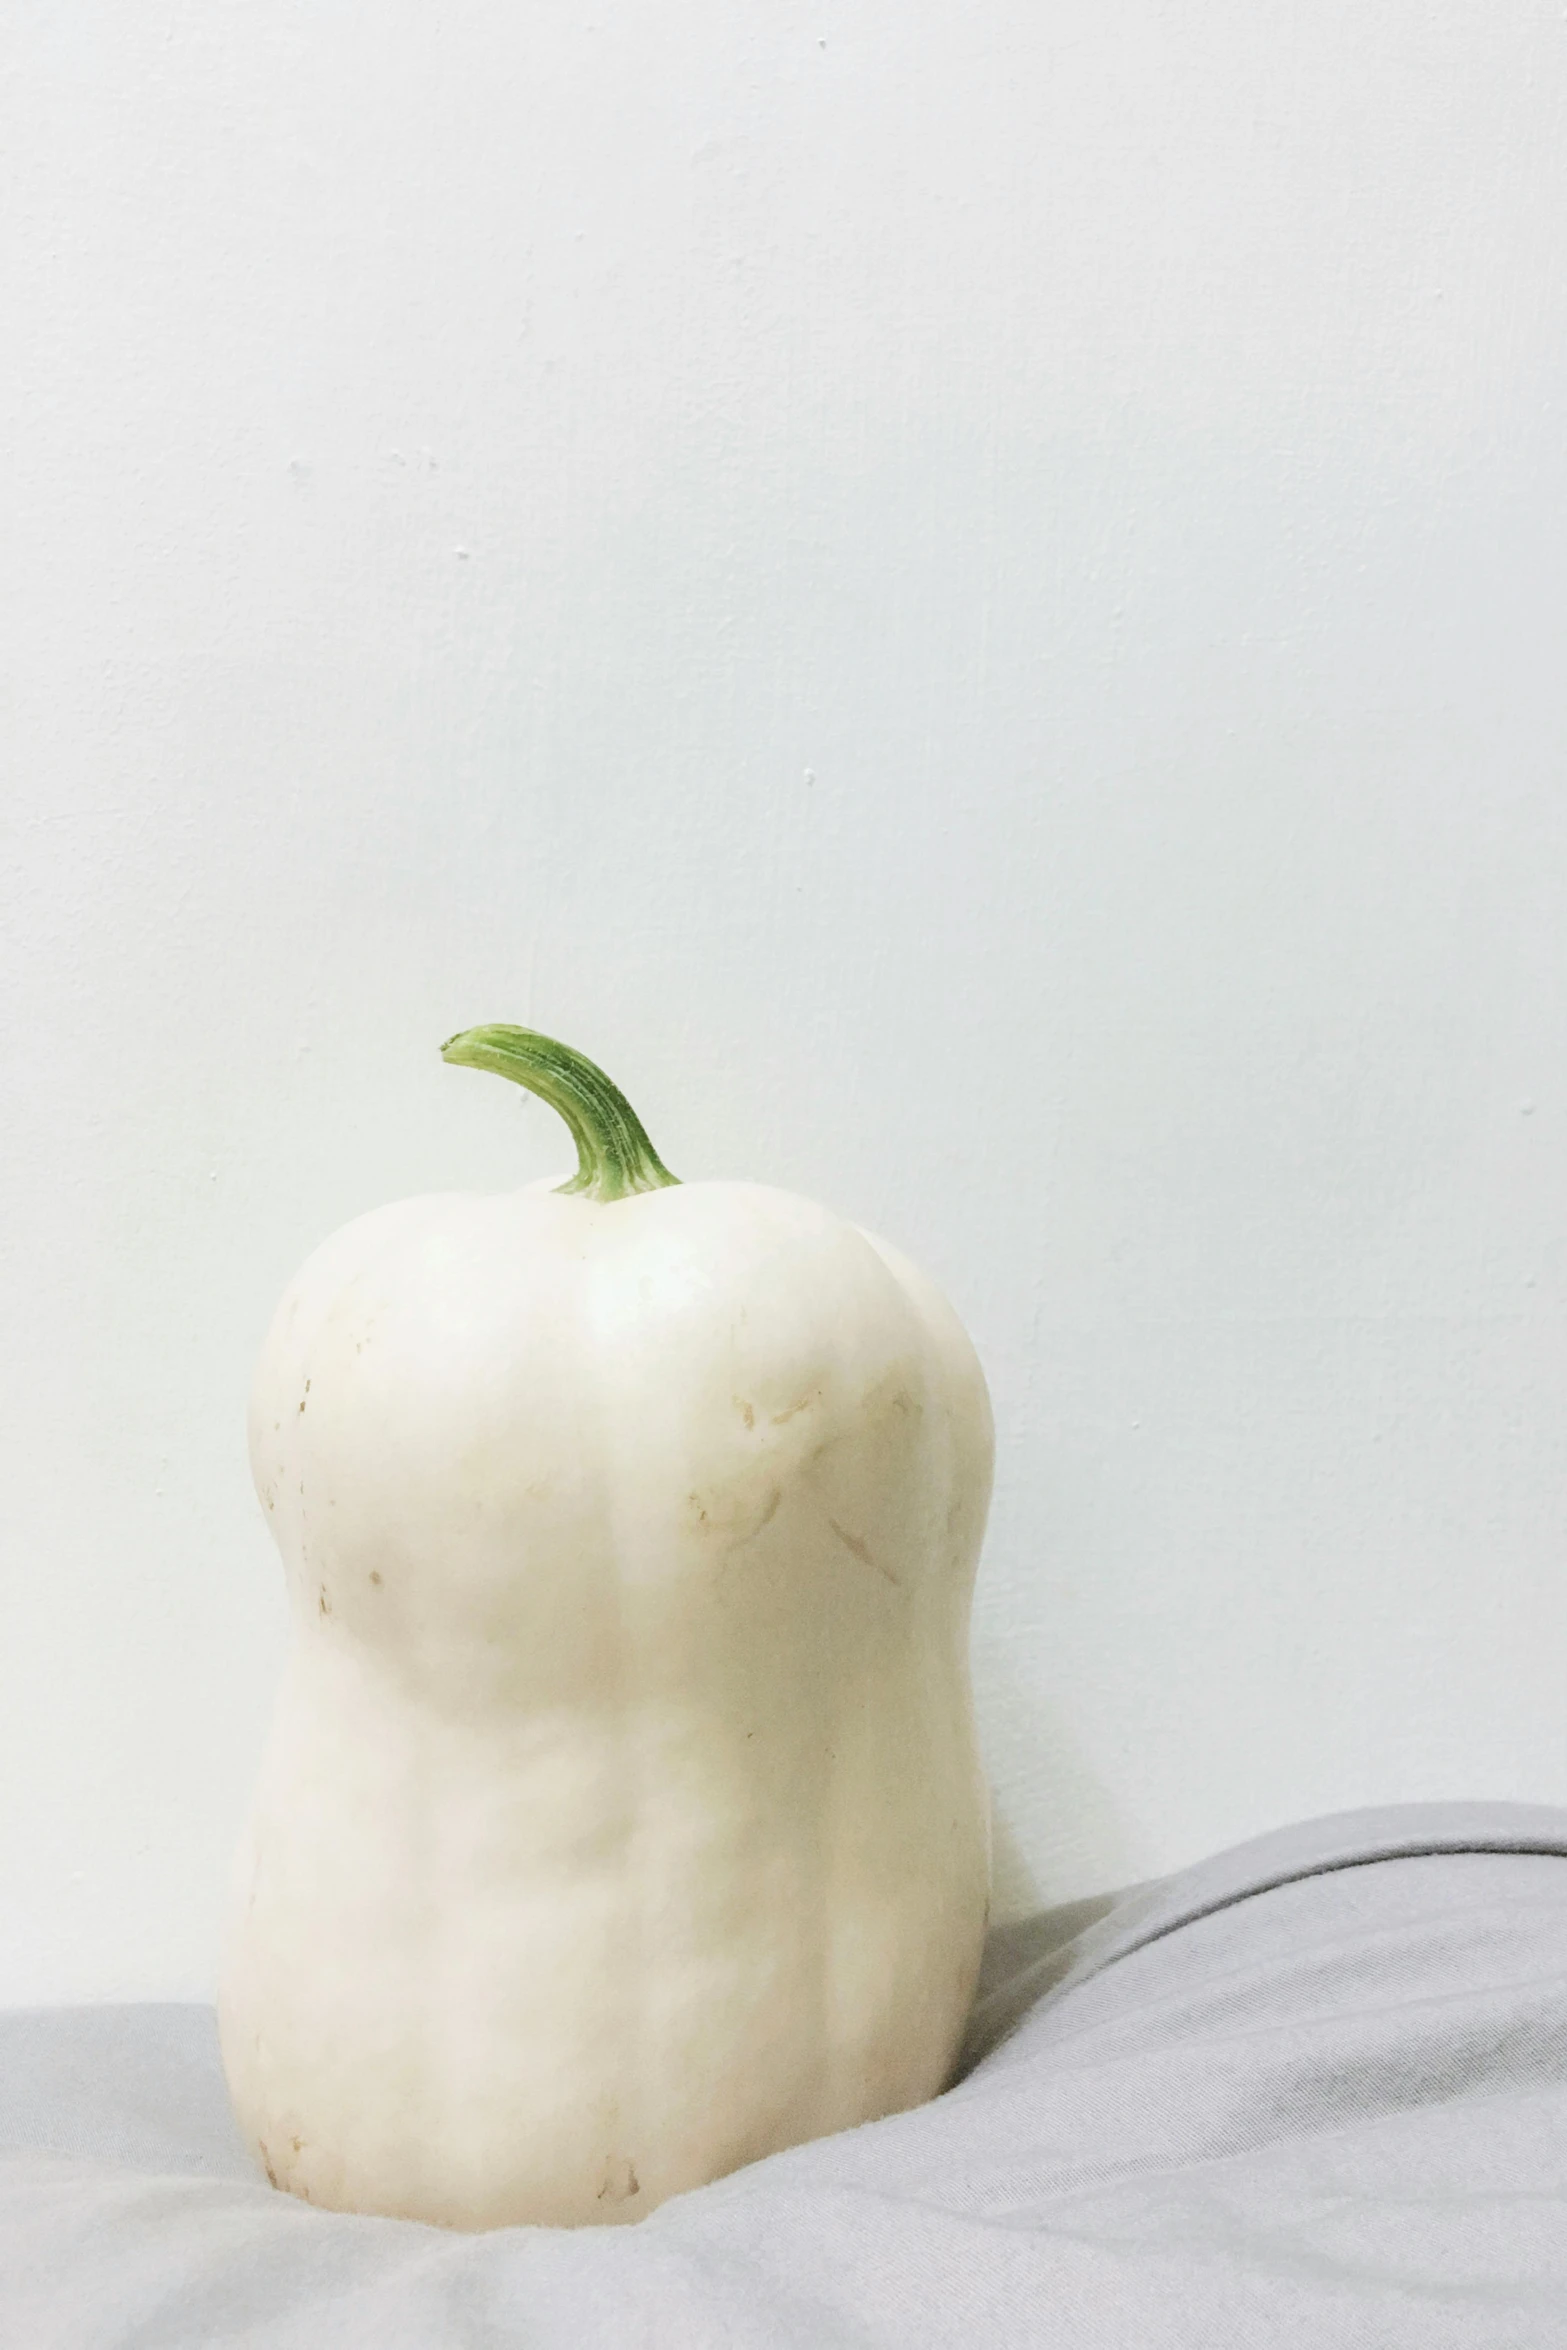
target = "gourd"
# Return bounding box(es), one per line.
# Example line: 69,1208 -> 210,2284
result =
218,1026 -> 993,2230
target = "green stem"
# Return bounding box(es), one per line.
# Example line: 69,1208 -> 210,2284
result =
440,1024 -> 681,1203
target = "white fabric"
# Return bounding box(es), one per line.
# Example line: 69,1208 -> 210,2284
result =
5,1801 -> 1567,2345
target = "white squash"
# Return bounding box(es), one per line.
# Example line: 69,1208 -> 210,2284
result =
219,1026 -> 993,2229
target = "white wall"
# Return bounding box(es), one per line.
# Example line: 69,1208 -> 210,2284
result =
3,1 -> 1566,2001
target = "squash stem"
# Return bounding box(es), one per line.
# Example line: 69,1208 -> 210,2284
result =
440,1024 -> 681,1203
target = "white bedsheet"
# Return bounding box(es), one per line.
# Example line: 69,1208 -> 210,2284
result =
5,1800 -> 1567,2345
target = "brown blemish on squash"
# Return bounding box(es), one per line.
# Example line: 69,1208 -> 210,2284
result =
771,1391 -> 819,1425
828,1518 -> 899,1584
691,1482 -> 783,1549
369,1570 -> 382,1586
737,1398 -> 756,1429
597,2155 -> 640,2202
318,1587 -> 332,1616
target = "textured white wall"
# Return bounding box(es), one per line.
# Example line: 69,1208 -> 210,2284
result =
3,2 -> 1566,2001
